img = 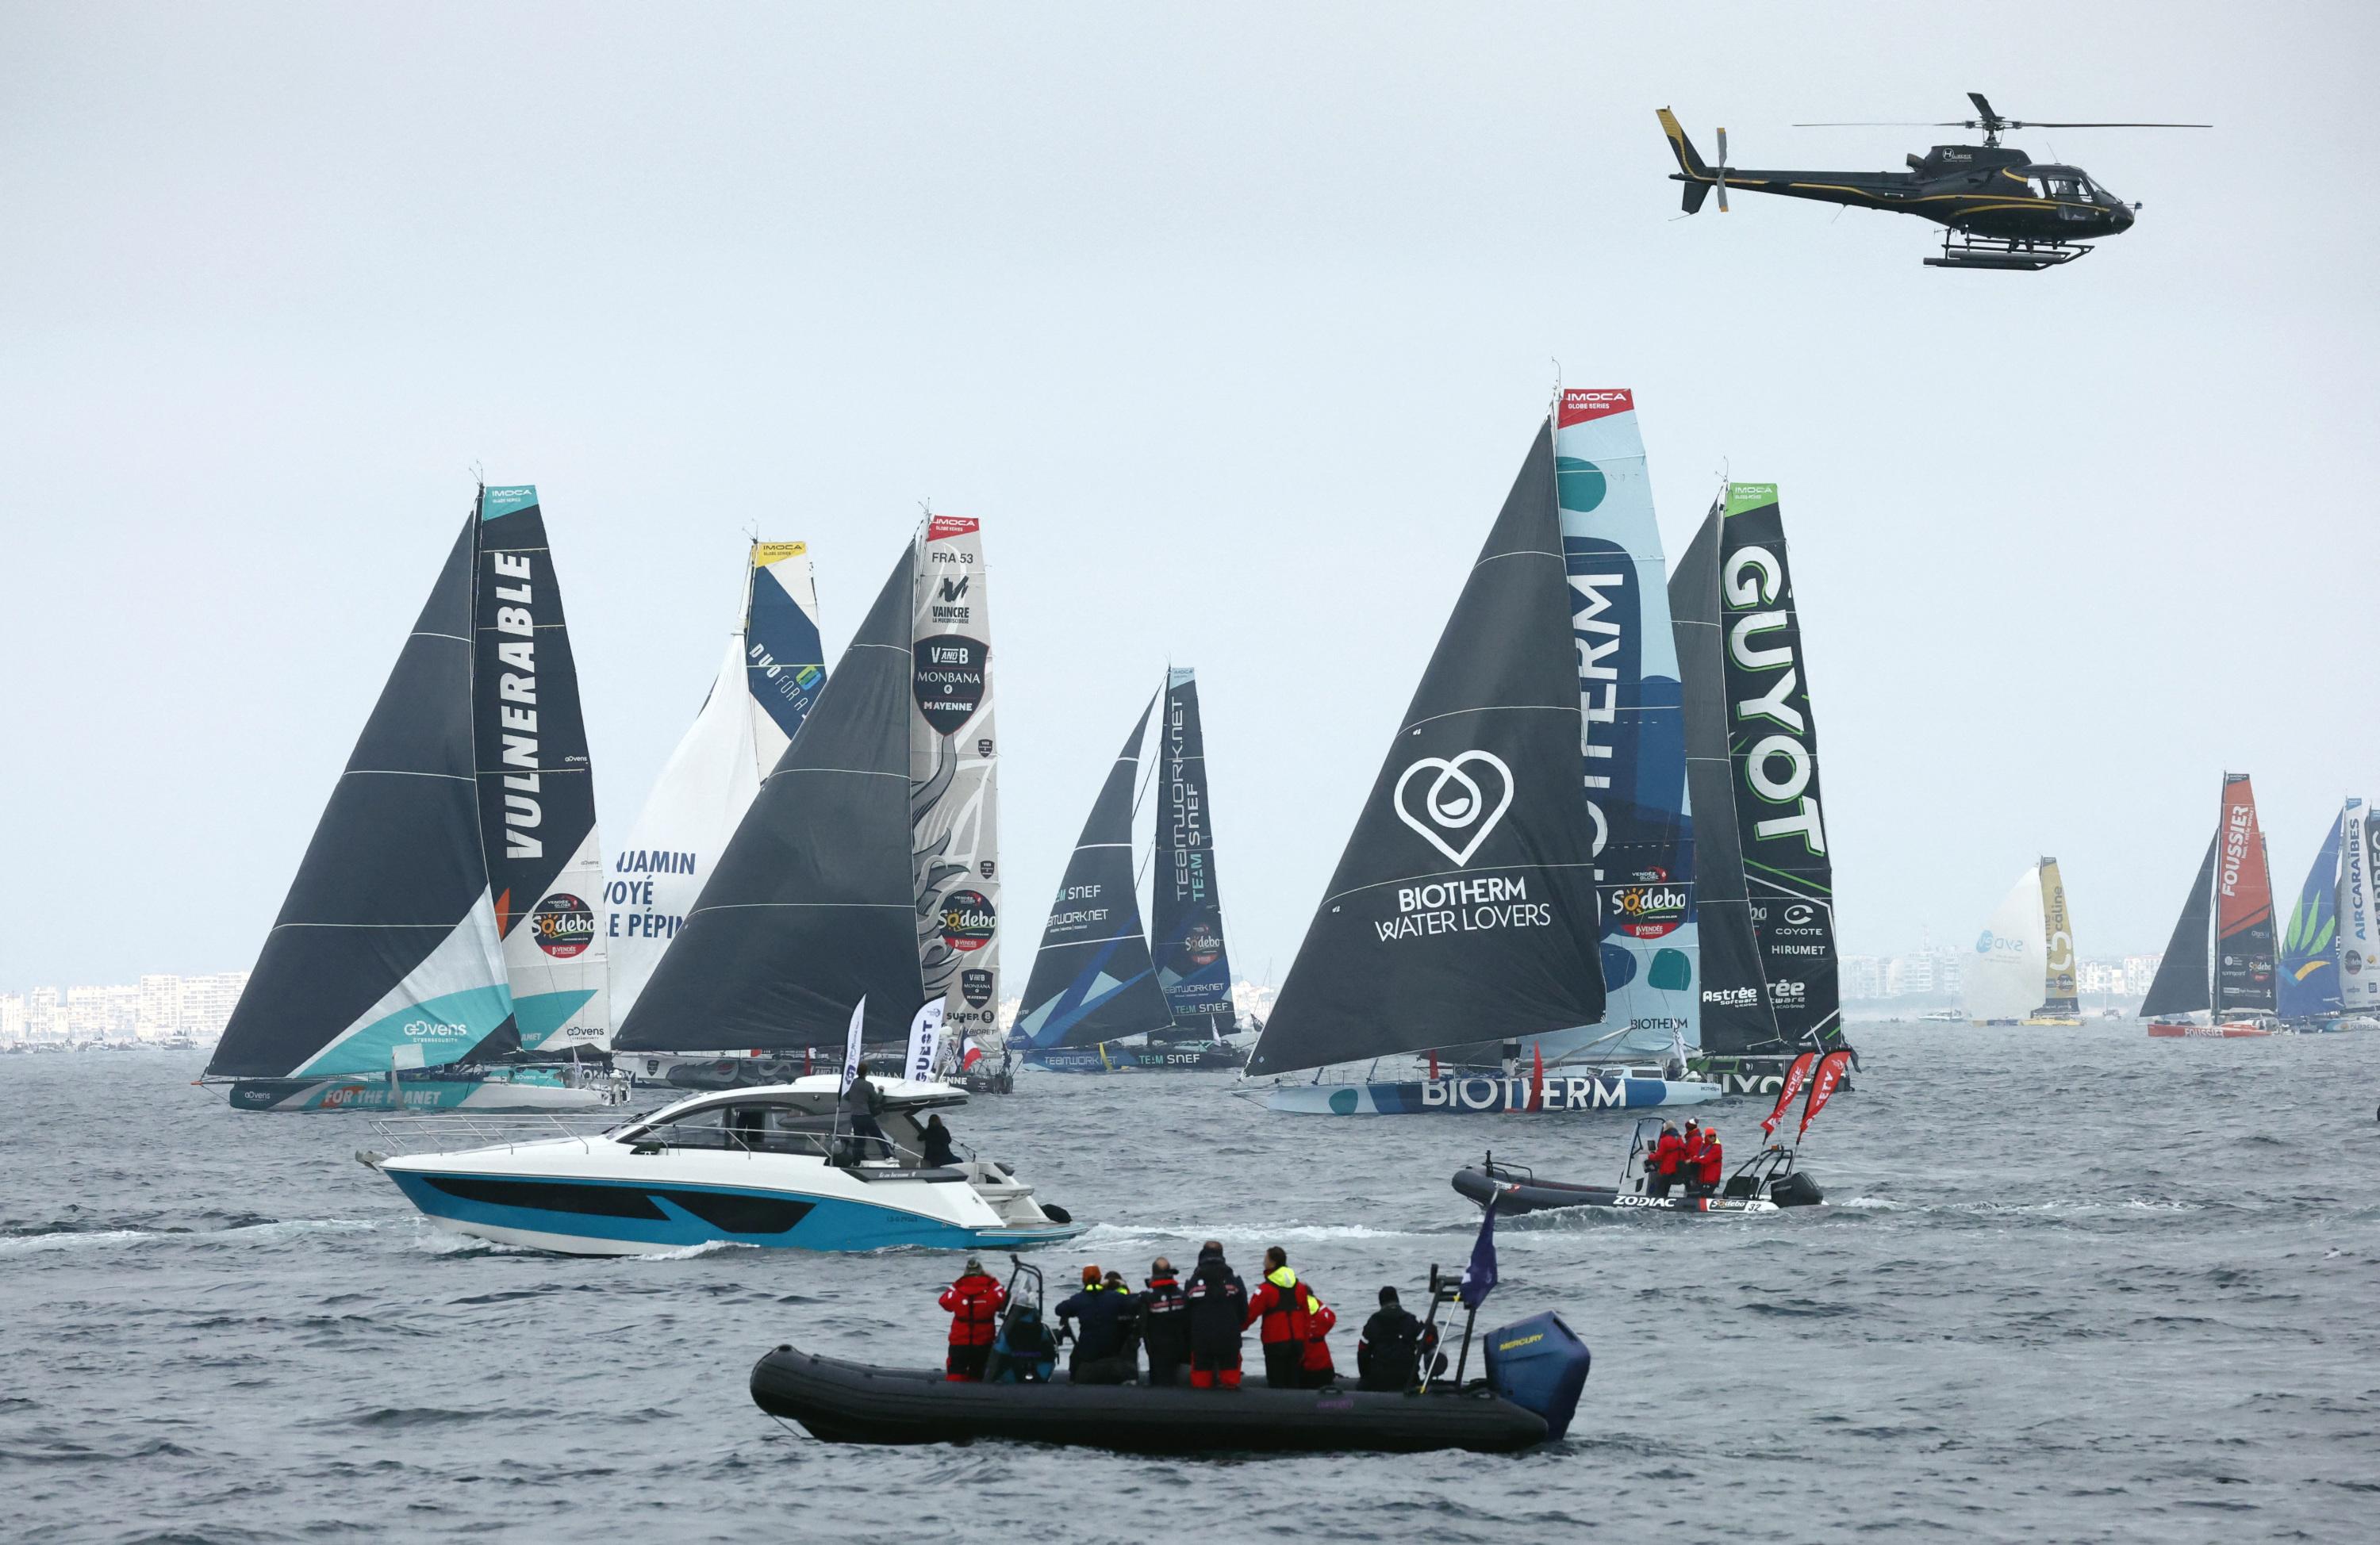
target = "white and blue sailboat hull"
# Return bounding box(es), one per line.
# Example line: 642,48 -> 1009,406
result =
1264,1072 -> 1718,1116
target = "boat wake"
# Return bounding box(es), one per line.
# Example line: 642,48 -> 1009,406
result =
0,1217 -> 376,1255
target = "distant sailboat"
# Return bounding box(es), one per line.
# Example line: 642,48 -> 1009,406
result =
1246,413 -> 1710,1115
606,542 -> 825,1035
1964,858 -> 2082,1026
2143,773 -> 2280,1037
207,485 -> 615,1112
1011,676 -> 1247,1073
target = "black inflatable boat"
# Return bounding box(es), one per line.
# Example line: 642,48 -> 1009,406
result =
1453,1119 -> 1824,1219
750,1346 -> 1551,1453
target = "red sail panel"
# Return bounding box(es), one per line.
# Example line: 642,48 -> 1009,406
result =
2214,773 -> 2278,1015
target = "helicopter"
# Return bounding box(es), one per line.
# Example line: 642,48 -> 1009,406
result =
1656,93 -> 2208,270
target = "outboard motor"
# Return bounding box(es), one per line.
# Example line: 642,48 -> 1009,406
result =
1769,1171 -> 1825,1208
1482,1311 -> 1590,1440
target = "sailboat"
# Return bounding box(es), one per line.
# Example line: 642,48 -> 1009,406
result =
2275,799 -> 2380,1032
1010,674 -> 1246,1073
205,485 -> 616,1112
1672,482 -> 1852,1096
2142,772 -> 2281,1037
1964,859 -> 2083,1026
367,523 -> 1081,1253
606,542 -> 826,1086
1246,410 -> 1712,1115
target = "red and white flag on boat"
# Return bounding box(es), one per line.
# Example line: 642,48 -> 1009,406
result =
1798,1049 -> 1856,1140
1761,1051 -> 1818,1137
961,1045 -> 984,1071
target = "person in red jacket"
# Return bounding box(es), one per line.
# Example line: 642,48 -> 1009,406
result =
1297,1280 -> 1338,1387
1245,1245 -> 1315,1389
938,1257 -> 1007,1381
1647,1122 -> 1687,1196
1688,1129 -> 1725,1198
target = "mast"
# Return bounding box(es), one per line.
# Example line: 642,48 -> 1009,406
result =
1246,419 -> 1605,1076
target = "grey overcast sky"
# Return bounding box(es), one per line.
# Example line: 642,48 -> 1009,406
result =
4,2 -> 2374,994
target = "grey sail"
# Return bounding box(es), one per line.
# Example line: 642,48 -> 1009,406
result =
1669,500 -> 1783,1056
2140,832 -> 2218,1018
1151,668 -> 1236,1034
208,516 -> 513,1080
1010,699 -> 1174,1049
615,542 -> 924,1052
1246,420 -> 1606,1077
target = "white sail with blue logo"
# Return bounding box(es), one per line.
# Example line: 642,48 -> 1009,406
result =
1964,865 -> 2049,1023
605,542 -> 825,1026
1536,388 -> 1693,1062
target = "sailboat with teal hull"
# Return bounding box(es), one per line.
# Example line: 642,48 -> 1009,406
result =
205,485 -> 616,1113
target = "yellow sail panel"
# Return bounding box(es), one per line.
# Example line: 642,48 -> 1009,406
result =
2034,857 -> 2082,1021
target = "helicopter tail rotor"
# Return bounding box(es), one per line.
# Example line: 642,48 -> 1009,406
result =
1715,126 -> 1729,212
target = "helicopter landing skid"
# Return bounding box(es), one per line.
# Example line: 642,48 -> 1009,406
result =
1925,232 -> 2091,271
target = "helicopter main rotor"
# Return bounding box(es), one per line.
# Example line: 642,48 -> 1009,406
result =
1795,90 -> 2209,149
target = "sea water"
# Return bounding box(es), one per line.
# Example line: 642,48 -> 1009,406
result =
4,1023 -> 2376,1543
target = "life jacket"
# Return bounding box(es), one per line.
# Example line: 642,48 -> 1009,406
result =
1298,1285 -> 1337,1373
939,1272 -> 1007,1346
1251,1266 -> 1312,1345
1138,1276 -> 1190,1359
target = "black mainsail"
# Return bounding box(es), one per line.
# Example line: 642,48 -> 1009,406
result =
1152,668 -> 1236,1036
1010,699 -> 1174,1049
615,542 -> 925,1052
1716,483 -> 1842,1049
1669,499 -> 1784,1056
2140,833 -> 2219,1018
1246,420 -> 1605,1076
209,517 -> 512,1080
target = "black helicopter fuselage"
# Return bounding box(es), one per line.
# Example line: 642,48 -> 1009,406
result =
1657,112 -> 2136,245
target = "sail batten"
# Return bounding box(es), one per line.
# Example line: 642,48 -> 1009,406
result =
1246,420 -> 1606,1076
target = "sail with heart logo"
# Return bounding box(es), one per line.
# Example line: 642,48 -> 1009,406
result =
471,486 -> 608,1056
616,539 -> 928,1051
604,542 -> 826,1026
209,501 -> 518,1083
2336,800 -> 2380,1014
1538,389 -> 1693,1060
2277,812 -> 2346,1022
912,516 -> 1002,1045
1668,499 -> 1782,1056
1151,667 -> 1237,1035
1715,483 -> 1843,1049
1246,418 -> 1606,1076
1010,698 -> 1175,1049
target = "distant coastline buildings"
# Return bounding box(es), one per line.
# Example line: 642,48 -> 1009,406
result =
0,972 -> 248,1046
1843,949 -> 2163,1008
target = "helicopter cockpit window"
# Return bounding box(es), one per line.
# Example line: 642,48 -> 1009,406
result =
2035,171 -> 2091,201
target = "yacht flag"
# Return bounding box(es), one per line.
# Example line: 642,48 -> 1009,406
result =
1458,1197 -> 1499,1310
840,997 -> 867,1094
1760,1050 -> 1818,1137
906,1000 -> 946,1083
1797,1048 -> 1855,1139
